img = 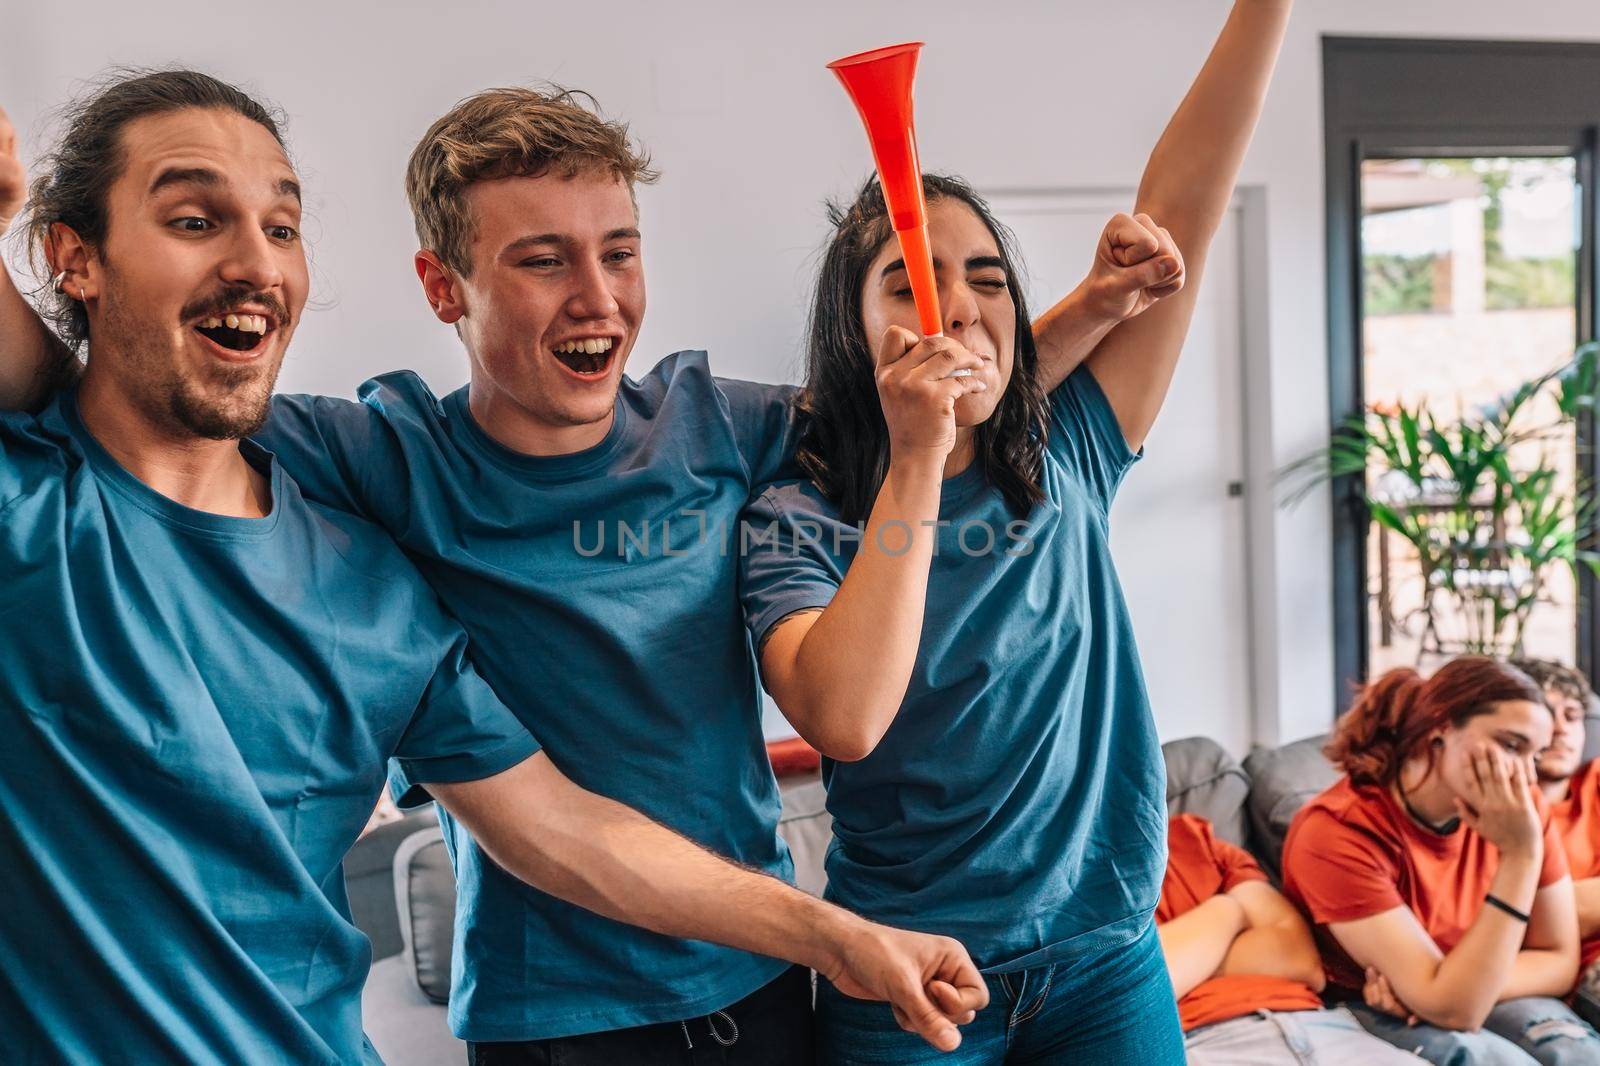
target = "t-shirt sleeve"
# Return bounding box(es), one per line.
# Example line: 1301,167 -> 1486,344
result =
738,484 -> 845,652
1284,807 -> 1406,924
256,392 -> 405,526
1541,812 -> 1571,887
715,377 -> 801,486
1204,824 -> 1270,891
387,625 -> 541,810
0,410 -> 61,509
1045,365 -> 1140,513
0,417 -> 24,508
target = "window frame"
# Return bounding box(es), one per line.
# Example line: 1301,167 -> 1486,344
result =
1324,36 -> 1600,711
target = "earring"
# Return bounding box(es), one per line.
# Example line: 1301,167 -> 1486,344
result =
51,270 -> 67,295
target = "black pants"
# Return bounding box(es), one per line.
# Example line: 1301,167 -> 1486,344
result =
467,965 -> 815,1066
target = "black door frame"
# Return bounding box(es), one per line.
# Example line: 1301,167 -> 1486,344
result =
1324,36 -> 1600,712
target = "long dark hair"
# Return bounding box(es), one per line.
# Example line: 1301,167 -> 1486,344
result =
1324,657 -> 1547,788
795,173 -> 1048,526
18,68 -> 286,352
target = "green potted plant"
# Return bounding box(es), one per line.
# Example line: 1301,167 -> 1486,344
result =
1282,343 -> 1600,659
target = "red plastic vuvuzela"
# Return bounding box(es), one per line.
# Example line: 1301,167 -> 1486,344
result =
828,42 -> 943,339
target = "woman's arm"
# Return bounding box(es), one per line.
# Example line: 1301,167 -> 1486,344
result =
1500,876 -> 1580,1001
1043,0 -> 1291,450
757,328 -> 981,761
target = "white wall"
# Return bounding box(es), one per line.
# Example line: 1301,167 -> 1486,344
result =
11,0 -> 1600,749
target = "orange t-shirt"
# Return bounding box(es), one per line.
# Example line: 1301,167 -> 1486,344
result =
1156,813 -> 1324,1031
1282,777 -> 1569,994
1550,759 -> 1600,973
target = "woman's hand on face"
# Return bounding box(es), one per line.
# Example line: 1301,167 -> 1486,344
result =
1078,212 -> 1185,324
874,326 -> 988,464
1452,743 -> 1543,861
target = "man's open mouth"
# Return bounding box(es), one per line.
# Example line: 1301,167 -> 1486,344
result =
552,337 -> 614,377
195,313 -> 272,353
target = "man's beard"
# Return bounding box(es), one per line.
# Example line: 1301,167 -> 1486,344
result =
165,361 -> 278,440
1537,759 -> 1576,787
97,283 -> 283,441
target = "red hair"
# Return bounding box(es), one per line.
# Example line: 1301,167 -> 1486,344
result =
1325,657 -> 1546,787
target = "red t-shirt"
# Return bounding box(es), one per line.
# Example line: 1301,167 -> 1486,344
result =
1550,759 -> 1600,974
1282,777 -> 1569,994
1156,813 -> 1324,1030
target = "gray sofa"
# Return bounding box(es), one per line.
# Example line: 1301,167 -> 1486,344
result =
348,724 -> 1600,1063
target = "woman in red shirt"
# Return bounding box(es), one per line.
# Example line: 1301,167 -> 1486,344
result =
1282,657 -> 1600,1064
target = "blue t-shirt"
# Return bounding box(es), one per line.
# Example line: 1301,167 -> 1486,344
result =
255,351 -> 799,1040
738,366 -> 1168,971
0,392 -> 540,1064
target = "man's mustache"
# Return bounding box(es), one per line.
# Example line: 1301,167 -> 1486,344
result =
179,289 -> 291,328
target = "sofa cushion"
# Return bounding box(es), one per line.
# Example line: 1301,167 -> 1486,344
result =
1242,733 -> 1339,880
1160,736 -> 1250,848
393,825 -> 456,1005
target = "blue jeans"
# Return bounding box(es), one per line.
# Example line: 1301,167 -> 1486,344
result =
815,921 -> 1184,1065
1347,996 -> 1600,1065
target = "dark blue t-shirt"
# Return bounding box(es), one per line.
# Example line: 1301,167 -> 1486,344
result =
0,392 -> 539,1064
739,366 -> 1168,971
255,352 -> 799,1040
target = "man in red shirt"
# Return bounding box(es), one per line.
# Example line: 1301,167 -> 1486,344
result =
1158,812 -> 1419,1063
1516,659 -> 1600,1025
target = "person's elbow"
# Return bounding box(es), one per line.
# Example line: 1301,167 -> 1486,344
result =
1426,1007 -> 1487,1032
1286,933 -> 1326,993
1409,990 -> 1490,1033
804,713 -> 887,763
816,739 -> 874,763
780,693 -> 889,763
1393,980 -> 1488,1033
1376,963 -> 1485,1032
1542,940 -> 1581,994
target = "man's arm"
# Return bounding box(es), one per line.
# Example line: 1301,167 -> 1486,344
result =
1216,880 -> 1327,992
1156,894 -> 1245,998
1059,0 -> 1290,451
0,106 -> 80,413
428,752 -> 989,1052
754,329 -> 981,762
